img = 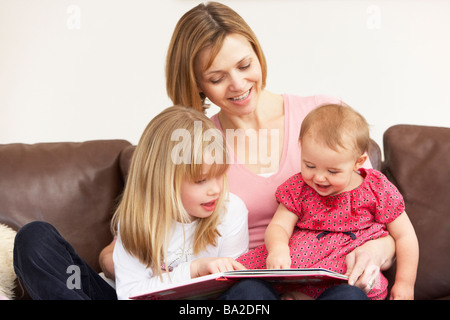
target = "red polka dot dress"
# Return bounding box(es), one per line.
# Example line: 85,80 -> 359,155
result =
236,168 -> 405,300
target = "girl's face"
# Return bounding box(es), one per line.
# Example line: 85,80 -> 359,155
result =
194,33 -> 263,117
300,136 -> 367,197
180,165 -> 224,221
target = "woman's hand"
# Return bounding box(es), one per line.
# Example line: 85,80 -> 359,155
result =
345,251 -> 380,293
190,257 -> 246,278
345,235 -> 395,292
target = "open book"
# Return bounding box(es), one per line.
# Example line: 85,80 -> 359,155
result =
130,268 -> 348,300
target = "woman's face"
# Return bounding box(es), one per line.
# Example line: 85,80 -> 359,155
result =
194,33 -> 263,117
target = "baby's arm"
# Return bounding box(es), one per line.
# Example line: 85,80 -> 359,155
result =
265,203 -> 298,269
386,211 -> 419,300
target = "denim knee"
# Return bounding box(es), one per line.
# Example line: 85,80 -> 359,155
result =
16,220 -> 52,239
317,284 -> 369,300
218,279 -> 280,300
13,221 -> 67,271
14,221 -> 57,253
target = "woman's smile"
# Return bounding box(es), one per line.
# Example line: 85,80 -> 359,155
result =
228,87 -> 253,105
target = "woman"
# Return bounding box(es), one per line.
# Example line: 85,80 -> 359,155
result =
100,1 -> 395,299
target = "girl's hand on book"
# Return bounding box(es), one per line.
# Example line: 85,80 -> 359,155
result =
190,257 -> 246,278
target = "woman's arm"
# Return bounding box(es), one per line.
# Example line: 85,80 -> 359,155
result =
99,239 -> 116,280
345,234 -> 396,292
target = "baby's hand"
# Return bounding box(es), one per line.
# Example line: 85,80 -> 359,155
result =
389,281 -> 414,300
266,247 -> 291,269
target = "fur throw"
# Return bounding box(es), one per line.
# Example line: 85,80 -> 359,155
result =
0,224 -> 17,299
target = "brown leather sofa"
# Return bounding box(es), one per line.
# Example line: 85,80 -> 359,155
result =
0,124 -> 449,299
382,125 -> 450,300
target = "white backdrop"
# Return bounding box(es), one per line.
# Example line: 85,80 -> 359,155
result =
1,0 -> 449,158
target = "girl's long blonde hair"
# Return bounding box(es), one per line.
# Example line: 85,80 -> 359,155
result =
112,106 -> 229,278
166,1 -> 267,113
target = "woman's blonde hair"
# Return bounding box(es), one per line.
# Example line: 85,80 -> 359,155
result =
166,1 -> 267,113
299,104 -> 370,159
112,106 -> 229,278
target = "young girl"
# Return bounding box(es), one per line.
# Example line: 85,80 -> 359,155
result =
112,106 -> 250,300
237,104 -> 419,300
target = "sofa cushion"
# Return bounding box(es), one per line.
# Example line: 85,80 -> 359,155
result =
0,140 -> 131,273
382,124 -> 450,300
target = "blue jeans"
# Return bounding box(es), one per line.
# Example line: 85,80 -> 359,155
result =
218,279 -> 280,300
317,284 -> 369,300
14,221 -> 117,300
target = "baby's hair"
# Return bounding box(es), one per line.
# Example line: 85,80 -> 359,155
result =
299,104 -> 370,159
112,105 -> 229,278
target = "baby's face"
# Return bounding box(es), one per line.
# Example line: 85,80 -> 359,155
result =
300,136 -> 362,197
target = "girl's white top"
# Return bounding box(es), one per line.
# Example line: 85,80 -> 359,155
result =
113,193 -> 249,299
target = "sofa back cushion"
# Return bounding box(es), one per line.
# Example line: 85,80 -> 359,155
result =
382,124 -> 450,300
0,140 -> 131,272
